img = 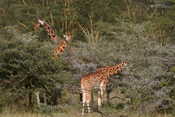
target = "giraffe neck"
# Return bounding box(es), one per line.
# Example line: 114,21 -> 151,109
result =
37,19 -> 58,41
43,23 -> 58,41
96,62 -> 127,78
108,62 -> 127,76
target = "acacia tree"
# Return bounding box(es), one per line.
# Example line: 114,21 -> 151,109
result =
0,26 -> 71,109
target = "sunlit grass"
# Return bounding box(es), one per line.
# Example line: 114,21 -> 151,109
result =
0,112 -> 48,117
0,111 -> 174,117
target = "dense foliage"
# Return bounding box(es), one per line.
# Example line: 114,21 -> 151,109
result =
0,26 -> 71,110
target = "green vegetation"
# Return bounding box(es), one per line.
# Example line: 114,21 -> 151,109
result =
0,0 -> 175,117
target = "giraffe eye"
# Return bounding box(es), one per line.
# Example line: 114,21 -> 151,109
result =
47,27 -> 50,30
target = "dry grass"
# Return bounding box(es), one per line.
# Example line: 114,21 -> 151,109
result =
0,105 -> 173,117
79,17 -> 101,49
0,111 -> 174,117
0,112 -> 48,117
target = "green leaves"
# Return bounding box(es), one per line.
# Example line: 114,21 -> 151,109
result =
0,26 -> 71,108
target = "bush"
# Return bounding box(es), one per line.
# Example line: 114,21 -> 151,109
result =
67,19 -> 175,113
0,26 -> 71,110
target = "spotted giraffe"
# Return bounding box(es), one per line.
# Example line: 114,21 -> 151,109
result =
52,32 -> 72,58
80,62 -> 128,115
34,19 -> 72,58
34,19 -> 59,42
95,61 -> 128,105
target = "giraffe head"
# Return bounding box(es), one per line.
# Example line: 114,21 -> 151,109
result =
38,19 -> 45,25
63,32 -> 72,41
116,61 -> 128,70
34,19 -> 45,31
121,61 -> 128,67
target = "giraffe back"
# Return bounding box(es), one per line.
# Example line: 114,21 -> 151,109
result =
80,71 -> 107,90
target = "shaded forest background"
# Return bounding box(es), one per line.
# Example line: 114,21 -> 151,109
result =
0,0 -> 175,116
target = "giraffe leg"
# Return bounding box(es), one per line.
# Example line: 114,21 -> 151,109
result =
101,85 -> 106,106
98,82 -> 105,109
87,103 -> 91,113
82,102 -> 85,115
86,90 -> 91,113
101,88 -> 104,105
81,91 -> 86,115
101,81 -> 107,106
97,90 -> 102,109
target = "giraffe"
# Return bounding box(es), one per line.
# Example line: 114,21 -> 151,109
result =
95,62 -> 128,106
34,19 -> 59,42
80,62 -> 128,115
34,19 -> 73,58
52,32 -> 72,58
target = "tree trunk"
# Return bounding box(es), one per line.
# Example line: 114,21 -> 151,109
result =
43,92 -> 47,105
35,91 -> 40,107
106,88 -> 112,105
28,92 -> 33,108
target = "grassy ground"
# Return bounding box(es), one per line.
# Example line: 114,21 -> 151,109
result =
0,109 -> 174,117
0,112 -> 174,117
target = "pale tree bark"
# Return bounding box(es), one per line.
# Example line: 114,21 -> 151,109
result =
35,91 -> 40,107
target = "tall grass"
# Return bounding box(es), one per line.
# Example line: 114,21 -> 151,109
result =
0,112 -> 48,117
79,17 -> 101,49
0,113 -> 173,117
0,110 -> 174,117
